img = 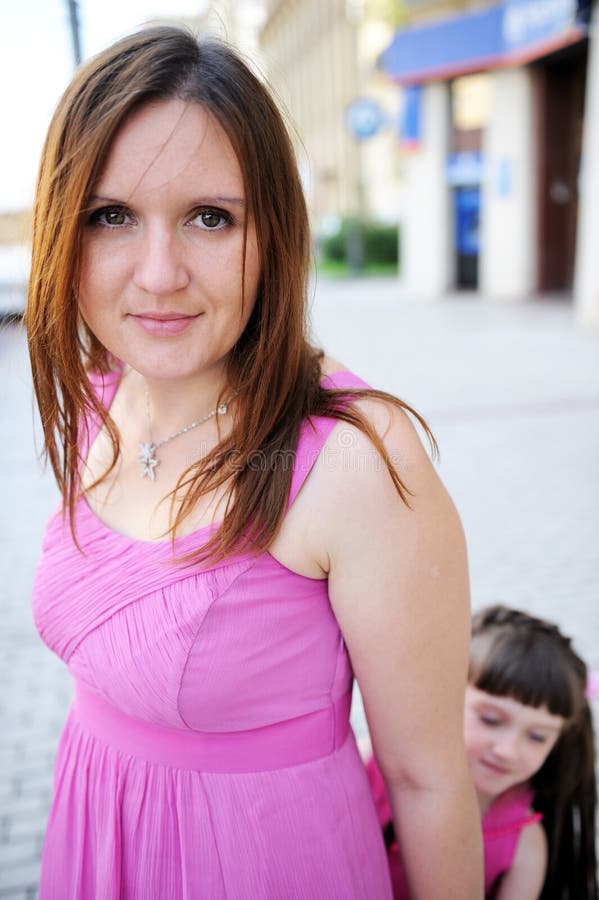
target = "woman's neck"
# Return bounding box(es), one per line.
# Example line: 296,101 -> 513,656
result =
127,365 -> 231,440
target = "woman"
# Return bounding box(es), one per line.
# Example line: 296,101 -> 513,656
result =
27,26 -> 482,899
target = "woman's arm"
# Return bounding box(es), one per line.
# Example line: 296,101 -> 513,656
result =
495,823 -> 547,900
311,400 -> 483,899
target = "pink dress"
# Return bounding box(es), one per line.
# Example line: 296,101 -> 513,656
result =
482,784 -> 543,896
32,369 -> 392,899
365,755 -> 542,899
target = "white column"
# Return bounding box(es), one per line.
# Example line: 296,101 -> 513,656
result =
574,11 -> 599,329
480,68 -> 536,300
398,82 -> 452,298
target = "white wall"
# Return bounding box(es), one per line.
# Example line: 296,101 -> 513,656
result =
574,17 -> 599,329
398,82 -> 453,297
480,68 -> 536,300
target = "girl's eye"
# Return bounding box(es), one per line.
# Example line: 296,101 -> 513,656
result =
528,733 -> 548,744
191,208 -> 232,230
480,715 -> 501,727
88,206 -> 132,228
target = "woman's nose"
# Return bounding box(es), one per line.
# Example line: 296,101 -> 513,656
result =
132,225 -> 189,296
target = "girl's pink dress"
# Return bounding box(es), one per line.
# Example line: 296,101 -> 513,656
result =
365,755 -> 542,898
482,784 -> 543,896
32,369 -> 392,899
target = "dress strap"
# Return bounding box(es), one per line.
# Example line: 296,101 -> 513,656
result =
483,785 -> 542,838
288,370 -> 370,508
483,811 -> 543,840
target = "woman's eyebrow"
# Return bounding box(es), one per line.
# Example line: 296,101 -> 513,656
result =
87,194 -> 247,206
194,196 -> 246,206
87,195 -> 125,205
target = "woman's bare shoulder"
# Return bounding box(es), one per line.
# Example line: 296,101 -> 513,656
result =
317,355 -> 432,482
320,355 -> 350,377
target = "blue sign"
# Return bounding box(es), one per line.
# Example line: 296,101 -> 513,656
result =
446,152 -> 485,186
502,0 -> 577,52
399,85 -> 422,148
345,97 -> 385,141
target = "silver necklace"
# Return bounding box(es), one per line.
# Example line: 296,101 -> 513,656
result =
138,392 -> 234,481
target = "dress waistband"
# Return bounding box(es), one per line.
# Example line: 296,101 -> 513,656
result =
72,681 -> 352,773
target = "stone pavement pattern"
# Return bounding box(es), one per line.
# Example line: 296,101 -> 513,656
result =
1,279 -> 598,897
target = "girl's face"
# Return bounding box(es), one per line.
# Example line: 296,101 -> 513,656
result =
78,99 -> 261,385
464,685 -> 565,807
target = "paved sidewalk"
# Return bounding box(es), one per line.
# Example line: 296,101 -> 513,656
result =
1,279 -> 598,897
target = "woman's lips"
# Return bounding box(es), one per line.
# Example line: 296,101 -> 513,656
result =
129,313 -> 199,336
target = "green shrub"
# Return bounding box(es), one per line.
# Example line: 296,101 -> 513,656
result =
319,225 -> 347,263
319,218 -> 399,269
363,221 -> 399,265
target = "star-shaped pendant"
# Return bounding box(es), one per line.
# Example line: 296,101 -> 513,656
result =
138,442 -> 159,481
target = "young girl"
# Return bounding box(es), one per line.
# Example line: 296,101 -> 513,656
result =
366,604 -> 598,899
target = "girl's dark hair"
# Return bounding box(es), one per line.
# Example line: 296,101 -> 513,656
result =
26,25 -> 434,561
470,605 -> 597,900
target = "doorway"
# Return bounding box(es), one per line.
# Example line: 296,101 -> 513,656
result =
534,44 -> 587,293
449,74 -> 491,289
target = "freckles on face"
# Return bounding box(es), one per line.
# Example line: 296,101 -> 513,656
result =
77,99 -> 262,382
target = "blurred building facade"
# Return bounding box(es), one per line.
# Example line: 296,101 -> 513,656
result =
258,0 -> 598,326
147,1 -> 265,66
378,0 -> 598,325
259,1 -> 403,229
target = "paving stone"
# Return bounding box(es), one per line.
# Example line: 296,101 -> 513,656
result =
0,858 -> 40,894
4,816 -> 46,844
0,840 -> 39,869
12,772 -> 53,799
0,795 -> 50,819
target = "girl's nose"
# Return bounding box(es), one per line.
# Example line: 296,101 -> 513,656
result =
133,225 -> 189,296
493,730 -> 521,761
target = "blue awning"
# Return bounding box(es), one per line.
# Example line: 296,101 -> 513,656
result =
380,0 -> 587,84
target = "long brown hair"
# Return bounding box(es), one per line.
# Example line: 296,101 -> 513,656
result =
470,605 -> 597,900
27,26 -> 434,561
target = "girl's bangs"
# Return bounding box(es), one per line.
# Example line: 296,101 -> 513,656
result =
469,630 -> 579,720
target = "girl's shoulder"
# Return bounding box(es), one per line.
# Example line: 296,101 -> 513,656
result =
483,785 -> 546,899
492,819 -> 547,900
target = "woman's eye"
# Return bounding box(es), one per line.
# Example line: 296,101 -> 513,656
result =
192,208 -> 232,230
528,733 -> 548,744
88,206 -> 132,228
